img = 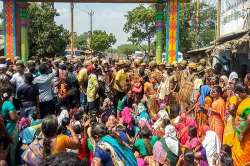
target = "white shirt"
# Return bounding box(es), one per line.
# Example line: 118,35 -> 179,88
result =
10,72 -> 25,97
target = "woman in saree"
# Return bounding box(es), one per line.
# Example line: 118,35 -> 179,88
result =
208,86 -> 226,143
175,111 -> 197,145
144,75 -> 158,120
0,87 -> 17,166
184,126 -> 209,166
223,85 -> 239,146
153,124 -> 180,166
196,85 -> 212,128
134,127 -> 157,165
92,123 -> 137,166
231,85 -> 250,166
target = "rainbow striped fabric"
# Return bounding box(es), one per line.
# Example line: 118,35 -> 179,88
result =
165,0 -> 180,64
4,0 -> 16,62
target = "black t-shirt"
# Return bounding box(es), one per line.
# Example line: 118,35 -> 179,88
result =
17,83 -> 39,107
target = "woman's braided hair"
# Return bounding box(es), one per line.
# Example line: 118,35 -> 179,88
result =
41,115 -> 58,157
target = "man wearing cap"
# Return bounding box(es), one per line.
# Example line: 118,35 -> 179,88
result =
186,62 -> 197,82
158,62 -> 166,71
113,60 -> 129,110
199,59 -> 207,67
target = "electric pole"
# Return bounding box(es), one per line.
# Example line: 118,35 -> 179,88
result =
88,10 -> 94,50
70,2 -> 74,56
217,0 -> 221,40
88,10 -> 94,36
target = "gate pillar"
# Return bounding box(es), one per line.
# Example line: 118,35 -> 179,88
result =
3,0 -> 17,62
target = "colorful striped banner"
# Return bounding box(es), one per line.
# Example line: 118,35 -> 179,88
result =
165,0 -> 180,64
155,0 -> 164,64
4,0 -> 16,63
19,3 -> 30,64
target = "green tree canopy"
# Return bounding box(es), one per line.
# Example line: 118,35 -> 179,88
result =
117,44 -> 140,56
124,5 -> 156,55
28,3 -> 70,57
90,30 -> 116,52
124,2 -> 216,54
75,32 -> 89,50
179,2 -> 216,52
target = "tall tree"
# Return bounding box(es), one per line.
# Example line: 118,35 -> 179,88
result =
124,5 -> 156,55
90,30 -> 116,52
179,2 -> 216,52
28,3 -> 70,57
117,44 -> 140,56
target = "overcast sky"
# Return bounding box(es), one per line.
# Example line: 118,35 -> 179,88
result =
54,3 -> 141,47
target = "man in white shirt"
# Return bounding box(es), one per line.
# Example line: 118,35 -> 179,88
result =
10,61 -> 25,110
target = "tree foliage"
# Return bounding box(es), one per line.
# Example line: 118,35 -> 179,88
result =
28,3 -> 70,57
124,2 -> 216,54
179,2 -> 216,52
124,5 -> 156,54
117,44 -> 140,56
75,32 -> 89,50
90,30 -> 116,52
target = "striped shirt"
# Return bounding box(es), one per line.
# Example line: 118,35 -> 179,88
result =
33,72 -> 55,102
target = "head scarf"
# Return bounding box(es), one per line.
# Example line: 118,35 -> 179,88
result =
202,130 -> 220,166
164,124 -> 179,156
157,109 -> 169,120
219,75 -> 229,87
199,85 -> 211,106
229,72 -> 238,82
137,102 -> 147,114
57,109 -> 69,126
121,107 -> 133,129
138,118 -> 152,130
153,141 -> 167,164
87,64 -> 95,73
18,117 -> 31,131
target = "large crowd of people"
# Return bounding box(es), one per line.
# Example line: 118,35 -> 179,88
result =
0,56 -> 249,166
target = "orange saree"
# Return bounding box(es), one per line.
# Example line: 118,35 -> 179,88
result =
196,96 -> 212,127
209,97 -> 226,143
